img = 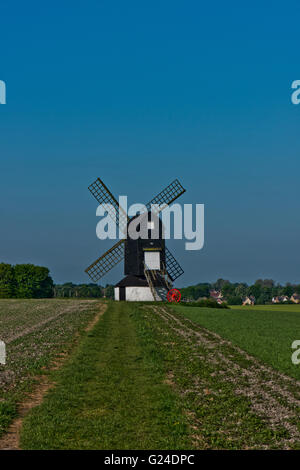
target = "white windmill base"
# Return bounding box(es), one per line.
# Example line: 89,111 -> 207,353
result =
114,286 -> 168,302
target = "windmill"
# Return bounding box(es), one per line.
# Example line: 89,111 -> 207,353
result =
85,178 -> 186,301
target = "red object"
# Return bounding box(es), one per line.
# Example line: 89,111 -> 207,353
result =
167,288 -> 181,303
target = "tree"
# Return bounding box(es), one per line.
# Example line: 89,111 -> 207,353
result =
104,284 -> 114,299
234,283 -> 247,298
221,282 -> 235,298
294,285 -> 300,295
283,283 -> 296,297
214,278 -> 230,290
78,285 -> 90,297
53,283 -> 103,298
0,263 -> 15,298
254,279 -> 275,289
89,285 -> 103,298
226,295 -> 242,305
14,264 -> 54,298
34,266 -> 54,298
194,283 -> 211,298
247,282 -> 262,300
256,292 -> 270,305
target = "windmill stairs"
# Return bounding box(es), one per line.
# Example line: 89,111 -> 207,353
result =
143,263 -> 172,301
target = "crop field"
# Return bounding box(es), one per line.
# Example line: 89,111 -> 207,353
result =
1,301 -> 295,450
0,299 -> 101,441
0,300 -> 299,449
173,304 -> 300,380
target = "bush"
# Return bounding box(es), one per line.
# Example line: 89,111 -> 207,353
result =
226,295 -> 242,305
181,298 -> 229,309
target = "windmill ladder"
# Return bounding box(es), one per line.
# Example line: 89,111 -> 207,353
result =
143,264 -> 160,301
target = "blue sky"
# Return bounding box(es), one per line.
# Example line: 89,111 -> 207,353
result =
0,1 -> 300,286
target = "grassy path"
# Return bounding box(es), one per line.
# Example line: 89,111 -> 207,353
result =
20,302 -> 190,449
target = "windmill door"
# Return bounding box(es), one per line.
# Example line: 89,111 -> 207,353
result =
119,287 -> 126,301
144,251 -> 160,270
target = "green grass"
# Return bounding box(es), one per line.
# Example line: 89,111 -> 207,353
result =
20,302 -> 190,450
20,301 -> 300,450
172,304 -> 300,380
232,304 -> 300,312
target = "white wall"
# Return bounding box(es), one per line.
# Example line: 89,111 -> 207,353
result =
115,286 -> 167,301
114,287 -> 119,301
0,340 -> 6,365
125,286 -> 160,301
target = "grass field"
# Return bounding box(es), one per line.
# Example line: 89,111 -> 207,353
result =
173,303 -> 300,380
18,302 -> 300,450
0,299 -> 100,438
1,300 -> 300,449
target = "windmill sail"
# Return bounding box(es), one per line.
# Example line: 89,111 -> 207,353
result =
88,178 -> 129,234
85,239 -> 125,282
165,247 -> 184,281
145,179 -> 186,213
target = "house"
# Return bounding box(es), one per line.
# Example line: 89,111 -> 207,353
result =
242,295 -> 255,306
291,293 -> 300,304
209,290 -> 223,300
272,295 -> 289,304
209,290 -> 225,304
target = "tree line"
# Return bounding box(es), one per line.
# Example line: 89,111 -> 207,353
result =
53,283 -> 114,299
0,263 -> 115,299
0,263 -> 54,298
180,278 -> 300,305
1,262 -> 299,304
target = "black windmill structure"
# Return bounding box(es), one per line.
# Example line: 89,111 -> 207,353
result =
85,178 -> 186,301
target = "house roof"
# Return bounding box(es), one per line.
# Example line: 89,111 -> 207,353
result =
209,290 -> 222,298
